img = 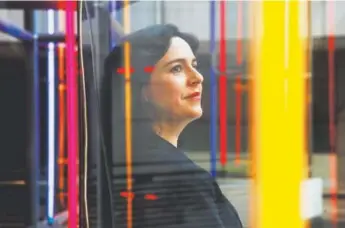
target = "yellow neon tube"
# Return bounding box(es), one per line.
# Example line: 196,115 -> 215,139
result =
250,1 -> 308,228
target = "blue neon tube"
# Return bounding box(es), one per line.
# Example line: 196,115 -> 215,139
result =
32,11 -> 41,226
210,0 -> 218,178
47,9 -> 56,225
0,19 -> 33,41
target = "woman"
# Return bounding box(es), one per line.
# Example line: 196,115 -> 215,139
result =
101,24 -> 243,228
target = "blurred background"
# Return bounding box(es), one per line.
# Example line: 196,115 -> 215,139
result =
0,1 -> 344,227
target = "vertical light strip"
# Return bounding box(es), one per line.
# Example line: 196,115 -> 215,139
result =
58,45 -> 66,206
32,11 -> 41,226
123,0 -> 133,227
74,29 -> 80,226
66,1 -> 78,227
58,10 -> 66,208
248,2 -> 259,227
235,0 -> 243,165
250,1 -> 307,228
219,0 -> 228,168
304,0 -> 312,181
209,0 -> 218,177
303,2 -> 312,228
326,1 -> 338,225
47,9 -> 56,224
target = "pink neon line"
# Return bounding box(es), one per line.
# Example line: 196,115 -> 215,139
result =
219,0 -> 227,167
66,1 -> 78,228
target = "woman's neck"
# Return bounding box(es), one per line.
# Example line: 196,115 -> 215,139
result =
152,121 -> 187,147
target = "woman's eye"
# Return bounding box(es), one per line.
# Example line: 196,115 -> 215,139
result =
170,65 -> 183,74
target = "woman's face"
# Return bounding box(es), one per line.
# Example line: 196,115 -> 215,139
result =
143,36 -> 204,122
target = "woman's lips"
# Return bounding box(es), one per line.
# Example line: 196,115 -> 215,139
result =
184,92 -> 201,101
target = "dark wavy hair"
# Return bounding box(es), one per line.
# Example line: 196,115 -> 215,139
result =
101,24 -> 199,161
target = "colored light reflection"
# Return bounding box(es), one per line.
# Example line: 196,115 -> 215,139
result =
47,9 -> 56,224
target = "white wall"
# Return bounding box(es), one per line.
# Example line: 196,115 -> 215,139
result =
312,1 -> 345,37
0,10 -> 24,42
164,1 -> 345,40
116,1 -> 158,32
335,2 -> 345,36
1,1 -> 345,43
81,1 -> 158,45
165,1 -> 249,41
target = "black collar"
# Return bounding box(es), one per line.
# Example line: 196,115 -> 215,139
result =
112,132 -> 204,178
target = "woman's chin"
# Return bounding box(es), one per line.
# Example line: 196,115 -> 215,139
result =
187,107 -> 203,120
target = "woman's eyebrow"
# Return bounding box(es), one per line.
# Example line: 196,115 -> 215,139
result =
163,58 -> 197,68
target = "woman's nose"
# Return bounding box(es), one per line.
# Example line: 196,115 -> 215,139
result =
189,69 -> 203,85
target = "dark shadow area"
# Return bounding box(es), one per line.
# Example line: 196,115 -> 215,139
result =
0,41 -> 55,227
0,51 -> 30,227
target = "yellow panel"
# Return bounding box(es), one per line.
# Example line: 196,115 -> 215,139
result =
249,1 -> 308,228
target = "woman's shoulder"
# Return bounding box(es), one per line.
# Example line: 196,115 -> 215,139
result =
113,169 -> 243,227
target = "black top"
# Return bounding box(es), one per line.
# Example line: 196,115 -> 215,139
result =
112,132 -> 243,228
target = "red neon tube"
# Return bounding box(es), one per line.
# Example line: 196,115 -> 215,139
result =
327,1 -> 337,225
219,0 -> 227,167
66,1 -> 78,227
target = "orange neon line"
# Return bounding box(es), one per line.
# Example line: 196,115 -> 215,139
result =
305,3 -> 312,227
57,8 -> 67,208
58,44 -> 66,207
123,0 -> 133,227
124,41 -> 133,228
